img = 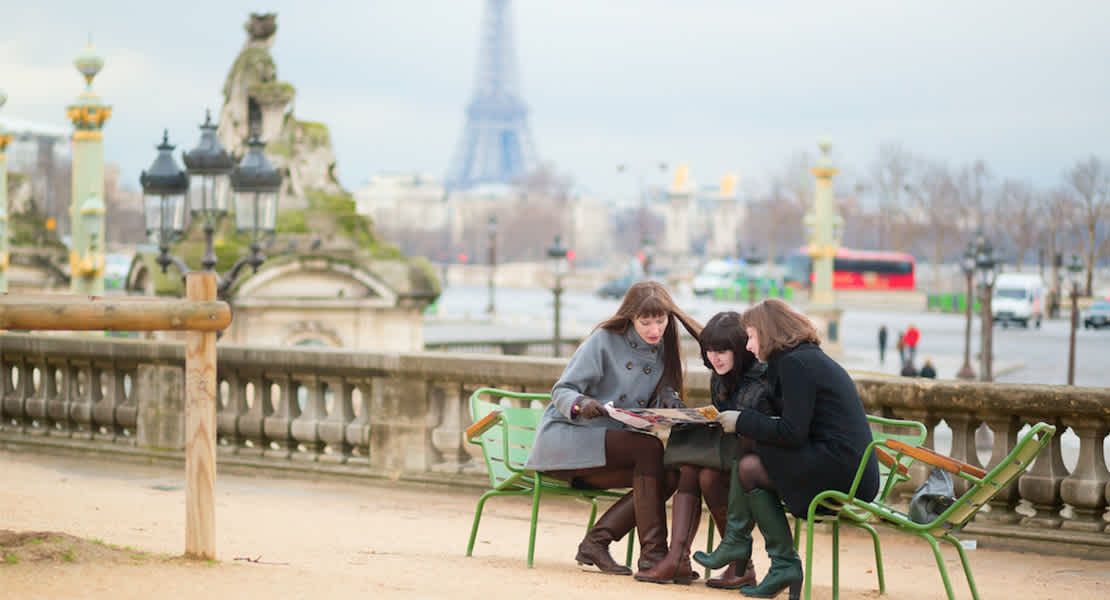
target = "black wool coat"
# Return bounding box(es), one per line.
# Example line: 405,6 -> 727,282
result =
735,342 -> 879,517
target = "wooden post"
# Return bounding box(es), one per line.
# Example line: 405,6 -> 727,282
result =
184,272 -> 218,559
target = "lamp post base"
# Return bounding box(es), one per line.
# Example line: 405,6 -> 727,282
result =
956,364 -> 977,380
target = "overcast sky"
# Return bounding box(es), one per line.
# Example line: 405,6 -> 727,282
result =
2,1 -> 1107,199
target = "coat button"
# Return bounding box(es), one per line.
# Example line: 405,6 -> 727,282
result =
620,394 -> 628,402
638,399 -> 646,407
630,341 -> 637,348
651,347 -> 657,353
626,362 -> 633,370
643,366 -> 652,374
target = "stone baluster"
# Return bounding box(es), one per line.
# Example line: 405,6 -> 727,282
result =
290,373 -> 325,461
236,370 -> 271,457
943,412 -> 982,496
216,369 -> 247,454
318,376 -> 353,463
976,413 -> 1020,523
1059,418 -> 1109,532
1019,418 -> 1067,529
1,357 -> 29,432
344,379 -> 373,465
135,364 -> 185,450
263,372 -> 300,458
26,361 -> 55,434
46,362 -> 73,436
114,367 -> 138,441
430,381 -> 468,473
70,361 -> 100,440
91,363 -> 119,441
370,374 -> 430,474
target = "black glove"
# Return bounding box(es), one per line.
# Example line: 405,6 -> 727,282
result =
576,396 -> 605,419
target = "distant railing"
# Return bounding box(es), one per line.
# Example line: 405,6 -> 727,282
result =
2,333 -> 1108,558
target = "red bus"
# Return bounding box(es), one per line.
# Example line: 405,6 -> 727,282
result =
785,247 -> 916,291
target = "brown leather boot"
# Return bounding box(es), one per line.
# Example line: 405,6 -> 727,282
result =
706,504 -> 757,589
634,488 -> 699,584
632,472 -> 669,572
575,491 -> 635,575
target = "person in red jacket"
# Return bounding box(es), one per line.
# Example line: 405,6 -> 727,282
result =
903,324 -> 921,365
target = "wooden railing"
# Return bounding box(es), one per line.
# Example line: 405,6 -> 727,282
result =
2,332 -> 1109,558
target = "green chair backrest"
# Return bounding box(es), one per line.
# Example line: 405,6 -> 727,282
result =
928,422 -> 1055,535
469,388 -> 552,489
867,415 -> 927,502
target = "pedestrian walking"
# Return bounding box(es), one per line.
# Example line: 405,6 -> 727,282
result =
877,325 -> 888,365
904,324 -> 921,364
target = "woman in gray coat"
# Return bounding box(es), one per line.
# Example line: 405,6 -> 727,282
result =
525,281 -> 702,577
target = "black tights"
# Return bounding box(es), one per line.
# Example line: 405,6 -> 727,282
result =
736,452 -> 775,492
547,429 -> 665,489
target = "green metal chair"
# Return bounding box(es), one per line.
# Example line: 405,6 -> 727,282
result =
784,415 -> 927,593
801,421 -> 1055,600
465,387 -> 634,568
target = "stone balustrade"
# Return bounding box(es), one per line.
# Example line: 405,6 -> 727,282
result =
2,332 -> 1108,557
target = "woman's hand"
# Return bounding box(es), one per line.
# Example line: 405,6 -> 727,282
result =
658,389 -> 684,409
716,410 -> 741,433
575,396 -> 606,419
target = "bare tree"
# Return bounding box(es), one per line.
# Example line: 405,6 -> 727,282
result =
997,179 -> 1041,271
956,160 -> 993,233
745,180 -> 803,264
870,142 -> 913,250
1065,156 -> 1110,295
1044,188 -> 1075,293
905,162 -> 961,289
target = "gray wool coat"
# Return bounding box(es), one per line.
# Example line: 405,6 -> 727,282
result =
524,326 -> 672,471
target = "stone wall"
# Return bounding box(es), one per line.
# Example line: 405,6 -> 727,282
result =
2,332 -> 1108,558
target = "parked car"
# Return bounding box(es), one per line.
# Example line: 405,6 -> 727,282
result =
597,274 -> 642,299
692,259 -> 747,296
1083,299 -> 1110,329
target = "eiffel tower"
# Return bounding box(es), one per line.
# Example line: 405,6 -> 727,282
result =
446,0 -> 539,190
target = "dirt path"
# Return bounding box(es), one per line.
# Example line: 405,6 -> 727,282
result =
1,451 -> 1107,599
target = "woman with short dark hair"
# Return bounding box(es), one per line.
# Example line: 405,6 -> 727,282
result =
697,299 -> 879,599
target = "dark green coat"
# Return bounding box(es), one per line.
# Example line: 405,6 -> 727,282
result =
735,343 -> 879,517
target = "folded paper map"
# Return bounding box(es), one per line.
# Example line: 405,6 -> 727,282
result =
604,403 -> 720,431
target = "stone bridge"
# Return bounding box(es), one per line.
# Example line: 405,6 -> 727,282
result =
2,332 -> 1108,559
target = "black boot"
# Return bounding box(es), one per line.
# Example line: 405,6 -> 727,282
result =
740,489 -> 803,600
575,491 -> 634,575
693,461 -> 753,570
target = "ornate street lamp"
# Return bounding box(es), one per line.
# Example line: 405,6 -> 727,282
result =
547,234 -> 568,358
1066,254 -> 1084,385
956,241 -> 977,380
974,234 -> 1001,381
486,215 -> 497,315
183,110 -> 235,271
140,124 -> 281,298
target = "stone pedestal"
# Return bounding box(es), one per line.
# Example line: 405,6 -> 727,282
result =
804,305 -> 843,359
135,364 -> 185,450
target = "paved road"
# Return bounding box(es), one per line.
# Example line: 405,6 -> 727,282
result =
429,285 -> 1110,388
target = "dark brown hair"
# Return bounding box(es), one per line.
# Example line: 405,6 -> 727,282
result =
597,281 -> 702,403
699,311 -> 758,391
738,298 -> 820,360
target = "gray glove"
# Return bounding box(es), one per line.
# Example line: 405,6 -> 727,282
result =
716,410 -> 741,433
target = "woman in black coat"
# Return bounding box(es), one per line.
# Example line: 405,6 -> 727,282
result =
701,299 -> 878,599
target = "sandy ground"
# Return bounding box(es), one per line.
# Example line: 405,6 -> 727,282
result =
1,451 -> 1108,600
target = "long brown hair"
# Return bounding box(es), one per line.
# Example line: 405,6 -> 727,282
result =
739,298 -> 820,360
597,281 -> 702,404
699,311 -> 758,392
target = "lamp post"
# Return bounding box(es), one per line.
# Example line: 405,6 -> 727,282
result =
486,215 -> 497,315
140,124 -> 281,298
1066,254 -> 1083,385
956,242 -> 977,380
547,234 -> 568,358
974,233 -> 1000,381
807,137 -> 840,308
0,87 -> 10,293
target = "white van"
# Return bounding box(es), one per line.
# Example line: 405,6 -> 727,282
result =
992,273 -> 1046,328
692,259 -> 746,296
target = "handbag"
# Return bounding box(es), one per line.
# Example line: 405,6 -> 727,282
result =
662,424 -> 738,471
908,467 -> 958,525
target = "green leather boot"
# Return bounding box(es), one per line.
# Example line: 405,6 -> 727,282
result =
692,461 -> 752,570
740,488 -> 803,600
